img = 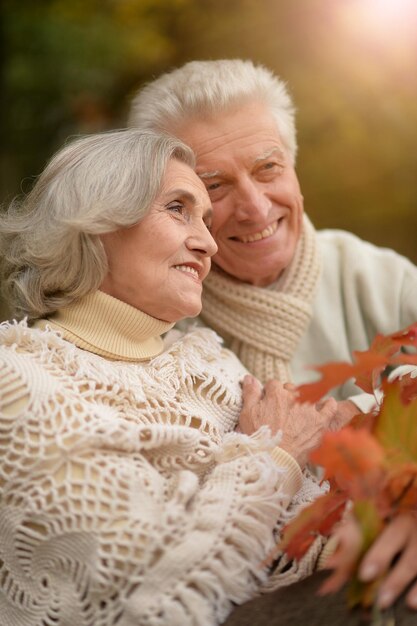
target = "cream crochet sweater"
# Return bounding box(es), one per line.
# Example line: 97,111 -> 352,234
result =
0,291 -> 326,626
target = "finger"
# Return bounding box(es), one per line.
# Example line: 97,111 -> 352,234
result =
264,379 -> 295,404
319,519 -> 362,596
283,382 -> 298,394
406,579 -> 417,611
317,397 -> 338,425
264,379 -> 284,393
359,515 -> 414,582
318,568 -> 351,595
241,375 -> 263,411
377,549 -> 417,609
375,526 -> 417,609
325,522 -> 362,572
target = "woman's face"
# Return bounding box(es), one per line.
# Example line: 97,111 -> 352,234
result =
100,159 -> 217,323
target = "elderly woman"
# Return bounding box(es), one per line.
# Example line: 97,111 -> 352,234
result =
0,129 -> 336,626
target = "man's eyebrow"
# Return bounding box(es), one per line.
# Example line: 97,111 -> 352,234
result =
253,147 -> 285,164
198,170 -> 225,180
197,147 -> 285,179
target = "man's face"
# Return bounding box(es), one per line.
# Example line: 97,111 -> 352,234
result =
174,101 -> 304,286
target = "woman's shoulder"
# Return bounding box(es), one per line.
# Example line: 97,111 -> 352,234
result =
1,318 -> 71,351
0,319 -> 84,378
0,320 -> 75,417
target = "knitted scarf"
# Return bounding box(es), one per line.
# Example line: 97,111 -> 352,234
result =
201,215 -> 321,383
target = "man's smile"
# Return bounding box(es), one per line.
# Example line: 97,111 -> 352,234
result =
230,218 -> 282,243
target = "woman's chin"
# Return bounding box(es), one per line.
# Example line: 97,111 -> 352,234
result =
181,303 -> 203,320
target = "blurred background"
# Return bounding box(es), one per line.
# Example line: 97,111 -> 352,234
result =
1,0 -> 416,319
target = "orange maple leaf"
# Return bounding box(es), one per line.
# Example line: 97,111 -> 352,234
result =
296,322 -> 417,403
379,464 -> 417,516
297,352 -> 386,403
396,372 -> 417,404
374,381 -> 417,466
278,491 -> 346,561
310,428 -> 385,500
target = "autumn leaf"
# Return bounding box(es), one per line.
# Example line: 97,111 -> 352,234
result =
352,349 -> 389,394
346,500 -> 384,608
389,353 -> 417,371
278,491 -> 346,561
347,575 -> 384,610
378,464 -> 417,515
318,500 -> 384,604
374,381 -> 417,466
355,323 -> 417,392
395,372 -> 417,404
296,322 -> 417,403
349,410 -> 377,432
385,323 -> 417,349
297,352 -> 387,403
310,429 -> 385,499
353,500 -> 384,551
278,323 -> 417,611
366,323 -> 417,362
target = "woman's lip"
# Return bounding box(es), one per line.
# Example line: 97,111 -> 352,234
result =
172,262 -> 204,280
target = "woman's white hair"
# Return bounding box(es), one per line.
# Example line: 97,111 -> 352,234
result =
128,59 -> 297,164
0,129 -> 194,320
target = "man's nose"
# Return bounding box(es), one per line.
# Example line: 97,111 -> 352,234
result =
234,178 -> 272,221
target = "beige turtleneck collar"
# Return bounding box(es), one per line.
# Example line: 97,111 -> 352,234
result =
34,290 -> 174,362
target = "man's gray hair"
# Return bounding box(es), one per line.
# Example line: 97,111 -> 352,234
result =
128,59 -> 297,164
0,129 -> 194,320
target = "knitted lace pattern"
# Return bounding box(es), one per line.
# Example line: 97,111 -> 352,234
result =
0,322 -> 326,626
201,215 -> 322,383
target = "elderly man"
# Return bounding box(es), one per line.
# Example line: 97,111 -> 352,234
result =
128,59 -> 417,426
128,59 -> 417,618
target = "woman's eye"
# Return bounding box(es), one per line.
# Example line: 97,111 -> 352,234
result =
167,203 -> 184,214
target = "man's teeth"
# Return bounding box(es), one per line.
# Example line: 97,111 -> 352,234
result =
238,221 -> 278,243
174,265 -> 199,278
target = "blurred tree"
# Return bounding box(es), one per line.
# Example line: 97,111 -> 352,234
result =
0,0 -> 193,200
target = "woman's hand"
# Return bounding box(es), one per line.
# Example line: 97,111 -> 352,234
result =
238,375 -> 338,468
322,513 -> 417,610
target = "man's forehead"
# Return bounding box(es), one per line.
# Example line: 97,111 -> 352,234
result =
197,146 -> 285,179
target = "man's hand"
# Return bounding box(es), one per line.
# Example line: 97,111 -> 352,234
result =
238,375 -> 338,468
328,399 -> 360,431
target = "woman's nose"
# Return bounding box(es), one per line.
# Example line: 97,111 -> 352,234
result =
187,222 -> 218,257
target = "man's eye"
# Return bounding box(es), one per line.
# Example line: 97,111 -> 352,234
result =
261,161 -> 281,171
206,182 -> 221,191
262,162 -> 284,172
